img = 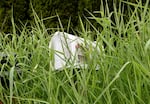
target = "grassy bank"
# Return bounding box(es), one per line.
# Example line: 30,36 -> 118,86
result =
0,1 -> 150,104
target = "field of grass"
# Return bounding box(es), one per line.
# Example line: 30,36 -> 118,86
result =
0,1 -> 150,104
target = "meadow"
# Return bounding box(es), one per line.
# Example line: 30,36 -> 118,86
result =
0,1 -> 150,104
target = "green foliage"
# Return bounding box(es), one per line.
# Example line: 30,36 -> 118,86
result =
0,0 -> 150,103
0,0 -> 12,33
13,0 -> 30,22
0,0 -> 149,33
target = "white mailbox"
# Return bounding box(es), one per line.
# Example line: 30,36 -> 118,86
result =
49,31 -> 101,70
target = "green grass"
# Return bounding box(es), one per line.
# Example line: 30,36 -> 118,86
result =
0,1 -> 150,104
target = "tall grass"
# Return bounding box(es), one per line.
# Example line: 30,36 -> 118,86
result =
0,1 -> 150,104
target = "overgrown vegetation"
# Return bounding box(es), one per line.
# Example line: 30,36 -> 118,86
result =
0,0 -> 147,33
0,1 -> 150,104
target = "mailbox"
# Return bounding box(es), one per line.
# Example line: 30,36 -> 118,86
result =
49,31 -> 101,70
